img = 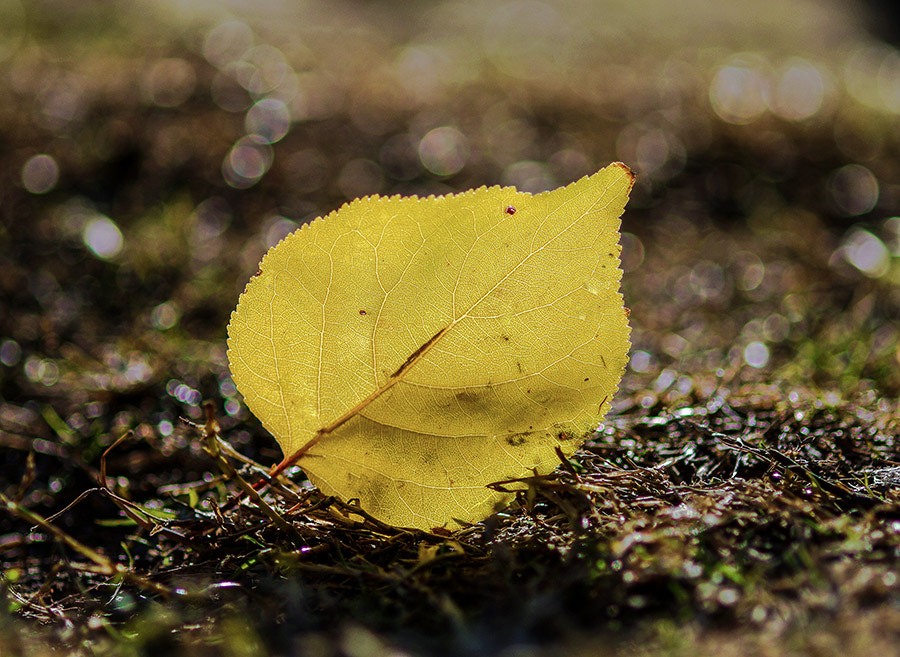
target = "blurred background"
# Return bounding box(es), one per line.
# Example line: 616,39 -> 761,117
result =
2,0 -> 900,526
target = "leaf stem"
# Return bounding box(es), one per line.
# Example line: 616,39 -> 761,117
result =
201,402 -> 299,536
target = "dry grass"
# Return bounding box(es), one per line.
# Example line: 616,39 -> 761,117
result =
3,391 -> 899,656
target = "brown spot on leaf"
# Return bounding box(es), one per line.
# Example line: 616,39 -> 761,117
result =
597,395 -> 609,415
611,161 -> 636,182
454,389 -> 484,410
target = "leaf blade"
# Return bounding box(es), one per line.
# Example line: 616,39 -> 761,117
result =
227,163 -> 633,529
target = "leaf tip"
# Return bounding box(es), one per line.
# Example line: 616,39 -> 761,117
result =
610,161 -> 635,184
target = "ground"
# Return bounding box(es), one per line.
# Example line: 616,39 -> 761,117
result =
1,1 -> 900,655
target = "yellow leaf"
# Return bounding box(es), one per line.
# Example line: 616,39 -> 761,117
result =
227,163 -> 633,530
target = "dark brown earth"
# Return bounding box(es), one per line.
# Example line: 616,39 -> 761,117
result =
2,2 -> 900,655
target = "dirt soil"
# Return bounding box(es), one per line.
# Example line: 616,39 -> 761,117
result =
2,2 -> 900,656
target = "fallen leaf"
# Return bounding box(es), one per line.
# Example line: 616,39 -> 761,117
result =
227,163 -> 633,529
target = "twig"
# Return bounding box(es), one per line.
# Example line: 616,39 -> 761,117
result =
691,422 -> 881,510
96,431 -> 193,543
0,491 -> 175,599
13,451 -> 36,503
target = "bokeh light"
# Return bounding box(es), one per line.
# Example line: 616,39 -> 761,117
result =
245,98 -> 291,143
743,341 -> 770,368
379,133 -> 423,181
734,252 -> 765,292
0,0 -> 25,63
709,60 -> 769,124
620,233 -> 645,273
771,60 -> 826,120
6,1 -> 900,649
81,215 -> 124,259
264,216 -> 300,248
483,1 -> 565,82
141,58 -> 196,107
845,45 -> 892,110
24,356 -> 59,386
37,76 -> 86,131
203,20 -> 254,68
223,135 -> 273,188
151,302 -> 180,330
338,159 -> 385,198
829,164 -> 879,216
500,161 -> 553,193
0,339 -> 22,367
418,126 -> 468,176
238,45 -> 290,95
840,228 -> 890,278
21,154 -> 59,194
630,350 -> 653,373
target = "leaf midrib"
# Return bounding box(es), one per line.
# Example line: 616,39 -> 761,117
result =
279,179 -> 621,466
